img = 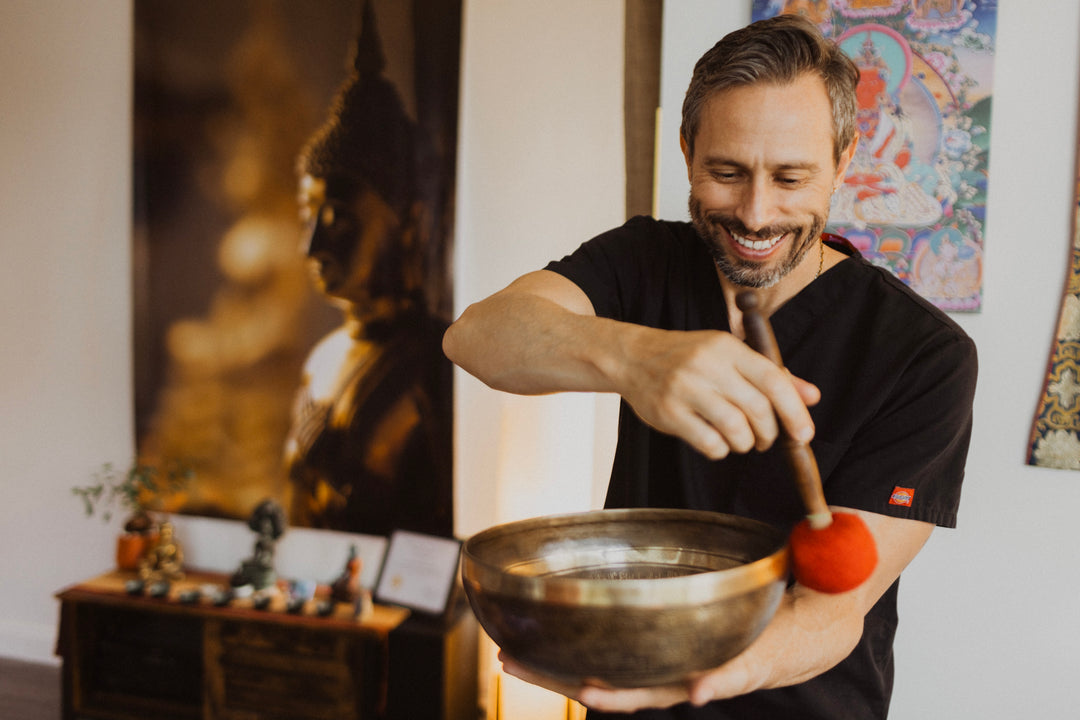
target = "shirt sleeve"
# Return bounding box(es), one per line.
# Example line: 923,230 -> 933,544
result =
545,216 -> 680,322
824,330 -> 978,528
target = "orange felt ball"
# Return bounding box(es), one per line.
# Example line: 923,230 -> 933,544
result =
789,512 -> 878,594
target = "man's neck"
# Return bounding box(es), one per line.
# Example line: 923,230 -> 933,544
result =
721,239 -> 841,338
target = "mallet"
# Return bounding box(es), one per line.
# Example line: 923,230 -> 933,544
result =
736,290 -> 877,594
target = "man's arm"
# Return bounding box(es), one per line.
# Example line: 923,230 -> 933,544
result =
501,508 -> 934,712
442,269 -> 619,395
443,269 -> 819,458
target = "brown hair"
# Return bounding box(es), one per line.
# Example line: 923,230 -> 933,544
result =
680,14 -> 858,164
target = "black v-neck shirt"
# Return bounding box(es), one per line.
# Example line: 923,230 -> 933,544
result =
546,215 -> 977,720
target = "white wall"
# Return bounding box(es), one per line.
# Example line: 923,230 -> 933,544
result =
452,0 -> 625,537
0,0 -> 133,660
2,1 -> 1080,718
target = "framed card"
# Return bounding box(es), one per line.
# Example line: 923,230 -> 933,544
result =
374,530 -> 462,615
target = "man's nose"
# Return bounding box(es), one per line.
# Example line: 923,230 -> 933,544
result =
734,178 -> 779,234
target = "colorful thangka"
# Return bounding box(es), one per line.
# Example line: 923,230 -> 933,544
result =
752,0 -> 997,311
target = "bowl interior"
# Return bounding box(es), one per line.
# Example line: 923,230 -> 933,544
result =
463,508 -> 787,605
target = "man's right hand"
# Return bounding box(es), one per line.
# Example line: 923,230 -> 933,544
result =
614,324 -> 819,459
443,269 -> 818,460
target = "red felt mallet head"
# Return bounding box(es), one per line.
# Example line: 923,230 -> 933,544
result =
790,510 -> 878,594
736,290 -> 878,594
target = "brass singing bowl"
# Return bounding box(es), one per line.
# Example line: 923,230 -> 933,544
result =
461,508 -> 789,687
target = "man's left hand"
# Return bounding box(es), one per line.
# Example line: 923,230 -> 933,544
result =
499,650 -> 753,712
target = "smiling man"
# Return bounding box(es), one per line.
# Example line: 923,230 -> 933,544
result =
685,72 -> 850,292
444,14 -> 976,719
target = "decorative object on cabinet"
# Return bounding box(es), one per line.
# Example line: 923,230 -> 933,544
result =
138,519 -> 185,584
229,499 -> 287,591
374,530 -> 462,616
71,461 -> 192,570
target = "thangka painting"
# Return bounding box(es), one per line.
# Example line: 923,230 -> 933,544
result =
134,0 -> 460,537
1027,110 -> 1080,469
751,0 -> 997,312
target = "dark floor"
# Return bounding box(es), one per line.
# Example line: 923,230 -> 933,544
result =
0,658 -> 60,720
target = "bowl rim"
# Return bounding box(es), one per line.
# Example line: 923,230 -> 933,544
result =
461,508 -> 790,607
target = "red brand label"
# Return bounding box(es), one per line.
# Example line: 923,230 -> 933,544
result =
889,487 -> 914,507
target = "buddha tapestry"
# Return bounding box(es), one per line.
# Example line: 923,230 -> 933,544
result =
134,0 -> 461,537
752,0 -> 997,312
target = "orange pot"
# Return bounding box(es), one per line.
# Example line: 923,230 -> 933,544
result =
116,531 -> 158,571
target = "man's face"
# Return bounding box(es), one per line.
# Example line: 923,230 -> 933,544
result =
298,174 -> 403,303
683,74 -> 855,289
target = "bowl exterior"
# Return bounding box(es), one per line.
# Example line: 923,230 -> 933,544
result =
464,575 -> 785,687
461,509 -> 789,687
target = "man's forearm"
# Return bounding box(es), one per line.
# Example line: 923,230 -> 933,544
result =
442,271 -> 624,395
690,584 -> 866,703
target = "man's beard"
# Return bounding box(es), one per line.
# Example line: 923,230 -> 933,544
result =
689,194 -> 826,289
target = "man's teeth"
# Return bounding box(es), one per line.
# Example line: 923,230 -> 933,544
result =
733,233 -> 783,251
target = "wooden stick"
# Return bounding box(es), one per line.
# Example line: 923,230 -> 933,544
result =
735,291 -> 832,529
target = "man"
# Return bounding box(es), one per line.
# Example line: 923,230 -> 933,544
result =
284,2 -> 453,538
443,14 -> 975,719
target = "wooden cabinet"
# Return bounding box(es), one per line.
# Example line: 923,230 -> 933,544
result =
56,572 -> 478,720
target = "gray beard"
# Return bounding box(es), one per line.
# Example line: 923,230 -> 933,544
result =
688,194 -> 825,288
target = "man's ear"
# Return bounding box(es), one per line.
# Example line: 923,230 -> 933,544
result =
680,133 -> 693,182
835,132 -> 859,185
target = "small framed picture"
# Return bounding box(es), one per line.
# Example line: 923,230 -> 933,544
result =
374,530 -> 462,616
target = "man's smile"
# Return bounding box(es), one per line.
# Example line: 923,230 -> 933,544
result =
731,231 -> 786,254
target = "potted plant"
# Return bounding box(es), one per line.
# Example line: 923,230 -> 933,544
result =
72,461 -> 193,571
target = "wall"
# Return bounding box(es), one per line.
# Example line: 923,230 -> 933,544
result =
452,0 -> 625,536
0,0 -> 133,660
1,1 -> 1079,718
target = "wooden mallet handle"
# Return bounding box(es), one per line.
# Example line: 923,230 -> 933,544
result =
735,291 -> 832,529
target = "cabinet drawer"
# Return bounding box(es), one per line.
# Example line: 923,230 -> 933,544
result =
204,620 -> 380,720
72,604 -> 202,720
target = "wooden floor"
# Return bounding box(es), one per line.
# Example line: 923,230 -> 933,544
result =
0,658 -> 60,720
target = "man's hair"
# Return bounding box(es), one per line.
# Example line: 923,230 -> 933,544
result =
680,14 -> 859,165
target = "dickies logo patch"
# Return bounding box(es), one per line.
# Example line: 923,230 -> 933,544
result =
889,487 -> 914,507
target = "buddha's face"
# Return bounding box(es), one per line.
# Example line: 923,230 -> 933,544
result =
298,174 -> 406,304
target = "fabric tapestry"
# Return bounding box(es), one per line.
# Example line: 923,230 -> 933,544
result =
1028,144 -> 1080,469
751,0 -> 997,312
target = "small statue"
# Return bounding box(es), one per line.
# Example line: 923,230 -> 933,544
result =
138,520 -> 184,584
230,500 -> 287,590
330,545 -> 362,604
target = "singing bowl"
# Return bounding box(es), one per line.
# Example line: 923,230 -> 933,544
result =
461,508 -> 789,687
